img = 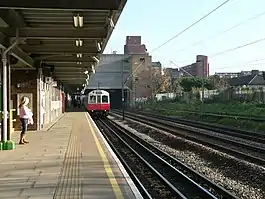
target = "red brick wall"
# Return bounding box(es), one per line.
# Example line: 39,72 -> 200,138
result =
11,70 -> 38,131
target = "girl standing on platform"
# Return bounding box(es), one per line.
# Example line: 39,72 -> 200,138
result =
18,96 -> 33,144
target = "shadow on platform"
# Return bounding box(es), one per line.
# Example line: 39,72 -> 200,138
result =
66,107 -> 86,112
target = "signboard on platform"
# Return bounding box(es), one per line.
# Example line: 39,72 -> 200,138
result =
17,93 -> 33,116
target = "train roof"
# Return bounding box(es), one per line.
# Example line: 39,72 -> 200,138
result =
88,89 -> 109,95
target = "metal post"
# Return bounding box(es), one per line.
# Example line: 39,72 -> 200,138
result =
7,54 -> 11,140
1,28 -> 19,142
0,52 -> 3,141
121,57 -> 125,120
201,59 -> 205,119
2,53 -> 8,142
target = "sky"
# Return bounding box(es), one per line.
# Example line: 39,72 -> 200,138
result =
104,0 -> 265,75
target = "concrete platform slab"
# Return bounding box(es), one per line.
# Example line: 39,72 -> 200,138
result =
0,110 -> 142,199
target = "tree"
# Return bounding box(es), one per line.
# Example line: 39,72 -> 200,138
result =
178,77 -> 216,92
179,78 -> 196,92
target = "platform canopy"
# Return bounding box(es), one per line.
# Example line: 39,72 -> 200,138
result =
0,0 -> 127,92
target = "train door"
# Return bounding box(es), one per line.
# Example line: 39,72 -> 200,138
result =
97,95 -> 101,110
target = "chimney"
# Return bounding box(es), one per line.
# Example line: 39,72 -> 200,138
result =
251,70 -> 259,75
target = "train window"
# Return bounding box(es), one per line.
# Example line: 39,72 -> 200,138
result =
102,95 -> 108,103
97,95 -> 101,103
89,95 -> 96,103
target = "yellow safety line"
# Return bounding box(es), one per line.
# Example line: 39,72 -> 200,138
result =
85,113 -> 124,199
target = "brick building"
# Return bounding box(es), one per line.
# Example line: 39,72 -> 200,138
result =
124,36 -> 147,54
131,54 -> 152,102
180,55 -> 209,77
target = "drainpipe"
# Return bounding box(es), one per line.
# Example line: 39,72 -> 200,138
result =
1,28 -> 19,142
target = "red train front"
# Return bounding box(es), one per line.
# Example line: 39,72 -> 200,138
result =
87,90 -> 110,117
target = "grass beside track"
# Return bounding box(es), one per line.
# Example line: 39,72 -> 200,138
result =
142,101 -> 265,132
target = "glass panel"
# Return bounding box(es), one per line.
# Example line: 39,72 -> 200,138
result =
97,95 -> 101,103
102,95 -> 108,103
89,95 -> 96,103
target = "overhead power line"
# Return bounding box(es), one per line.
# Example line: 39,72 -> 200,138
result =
126,0 -> 232,86
150,0 -> 232,53
210,37 -> 265,57
174,10 -> 265,53
213,57 -> 265,70
173,37 -> 265,64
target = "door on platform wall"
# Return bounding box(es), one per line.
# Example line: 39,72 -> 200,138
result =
61,92 -> 65,113
39,79 -> 45,128
45,83 -> 50,124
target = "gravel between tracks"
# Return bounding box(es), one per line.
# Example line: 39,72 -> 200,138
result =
109,115 -> 265,199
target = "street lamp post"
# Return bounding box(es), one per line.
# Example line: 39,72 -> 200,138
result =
199,59 -> 205,119
121,57 -> 125,120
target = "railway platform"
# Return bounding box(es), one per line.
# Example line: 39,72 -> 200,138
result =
0,108 -> 142,199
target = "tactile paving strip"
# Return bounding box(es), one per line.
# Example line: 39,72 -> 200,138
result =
53,122 -> 82,199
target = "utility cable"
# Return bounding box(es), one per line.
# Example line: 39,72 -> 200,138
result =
173,37 -> 265,64
212,57 -> 265,70
175,10 -> 265,53
209,37 -> 265,57
150,0 -> 232,53
126,0 -> 232,85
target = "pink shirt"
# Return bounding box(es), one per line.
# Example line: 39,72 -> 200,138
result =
19,106 -> 33,119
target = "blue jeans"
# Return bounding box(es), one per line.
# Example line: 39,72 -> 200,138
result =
20,118 -> 28,135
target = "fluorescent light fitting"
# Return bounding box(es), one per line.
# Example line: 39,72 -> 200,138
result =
79,53 -> 82,58
109,18 -> 114,28
78,14 -> 83,27
92,56 -> 99,63
77,53 -> 82,58
76,54 -> 80,58
73,15 -> 78,27
75,39 -> 83,47
96,41 -> 101,51
73,13 -> 83,27
84,70 -> 88,74
92,65 -> 95,74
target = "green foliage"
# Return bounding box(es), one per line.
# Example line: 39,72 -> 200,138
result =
143,101 -> 265,132
178,77 -> 215,92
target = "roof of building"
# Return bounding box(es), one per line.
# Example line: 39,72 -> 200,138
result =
228,74 -> 265,86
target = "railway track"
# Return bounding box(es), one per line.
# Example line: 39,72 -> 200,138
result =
128,109 -> 265,144
111,110 -> 265,166
96,118 -> 238,199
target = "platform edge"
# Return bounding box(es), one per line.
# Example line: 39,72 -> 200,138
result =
85,112 -> 144,199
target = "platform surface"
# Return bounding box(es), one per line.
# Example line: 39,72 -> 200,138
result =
0,109 -> 141,199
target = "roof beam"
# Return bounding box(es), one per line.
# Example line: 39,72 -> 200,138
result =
0,33 -> 34,67
55,74 -> 87,78
54,67 -> 87,70
38,55 -> 94,62
21,46 -> 98,54
44,61 -> 93,65
0,0 -> 123,10
1,27 -> 106,39
11,46 -> 34,67
0,9 -> 26,27
54,71 -> 86,74
0,32 -> 8,47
